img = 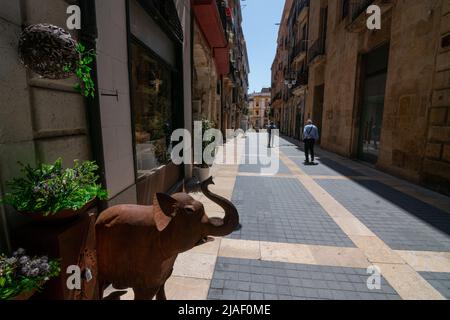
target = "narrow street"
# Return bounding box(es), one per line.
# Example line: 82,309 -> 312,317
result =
2,0 -> 450,304
106,133 -> 450,300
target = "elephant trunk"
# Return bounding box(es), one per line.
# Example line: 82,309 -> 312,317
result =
201,177 -> 239,237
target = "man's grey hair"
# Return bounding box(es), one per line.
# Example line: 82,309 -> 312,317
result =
307,119 -> 313,125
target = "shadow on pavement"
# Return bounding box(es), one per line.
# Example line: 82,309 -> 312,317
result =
279,136 -> 450,240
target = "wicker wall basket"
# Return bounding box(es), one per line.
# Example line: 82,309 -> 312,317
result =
18,24 -> 79,79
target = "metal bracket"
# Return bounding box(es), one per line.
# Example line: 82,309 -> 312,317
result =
100,89 -> 119,101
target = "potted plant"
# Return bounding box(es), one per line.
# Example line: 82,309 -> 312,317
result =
0,248 -> 60,300
193,119 -> 217,183
0,159 -> 108,222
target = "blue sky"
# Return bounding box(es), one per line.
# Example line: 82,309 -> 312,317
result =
241,0 -> 285,93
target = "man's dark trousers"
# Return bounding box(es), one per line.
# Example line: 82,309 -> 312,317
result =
304,139 -> 315,162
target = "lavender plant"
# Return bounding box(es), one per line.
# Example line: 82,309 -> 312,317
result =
0,159 -> 108,216
0,249 -> 60,300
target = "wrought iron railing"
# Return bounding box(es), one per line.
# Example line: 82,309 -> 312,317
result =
272,91 -> 282,102
288,0 -> 310,34
217,0 -> 228,34
350,0 -> 375,21
308,37 -> 325,64
290,41 -> 307,62
292,70 -> 308,90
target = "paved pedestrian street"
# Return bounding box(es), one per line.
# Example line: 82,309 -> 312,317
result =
106,134 -> 450,300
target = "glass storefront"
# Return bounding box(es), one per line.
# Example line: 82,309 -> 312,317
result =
358,44 -> 389,164
130,41 -> 173,177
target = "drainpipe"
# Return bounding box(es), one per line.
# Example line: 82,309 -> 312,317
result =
79,0 -> 107,212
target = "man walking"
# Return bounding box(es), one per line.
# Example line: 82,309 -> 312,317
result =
303,120 -> 319,164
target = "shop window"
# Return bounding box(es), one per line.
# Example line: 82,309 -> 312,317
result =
130,41 -> 173,177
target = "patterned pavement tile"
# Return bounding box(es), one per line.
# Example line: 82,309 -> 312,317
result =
208,257 -> 400,300
289,157 -> 363,177
229,176 -> 355,247
419,272 -> 450,299
316,179 -> 450,252
239,138 -> 291,174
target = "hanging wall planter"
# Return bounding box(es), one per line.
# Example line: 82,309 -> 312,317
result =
18,24 -> 96,98
18,24 -> 78,79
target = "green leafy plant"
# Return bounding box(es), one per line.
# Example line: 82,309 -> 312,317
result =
0,249 -> 60,300
64,43 -> 96,98
196,119 -> 217,169
0,159 -> 108,216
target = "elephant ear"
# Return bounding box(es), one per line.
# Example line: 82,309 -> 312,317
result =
153,193 -> 178,232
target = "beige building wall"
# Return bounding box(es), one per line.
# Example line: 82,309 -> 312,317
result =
249,93 -> 270,129
0,0 -> 91,251
315,0 -> 450,194
271,0 -> 294,131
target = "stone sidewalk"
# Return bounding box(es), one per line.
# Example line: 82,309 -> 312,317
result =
108,133 -> 450,300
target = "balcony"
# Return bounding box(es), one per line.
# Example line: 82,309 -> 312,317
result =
351,0 -> 375,21
308,36 -> 326,65
291,70 -> 309,96
345,0 -> 393,32
193,0 -> 227,48
272,91 -> 282,103
217,0 -> 228,32
193,0 -> 230,75
296,0 -> 310,23
289,0 -> 310,28
290,41 -> 307,64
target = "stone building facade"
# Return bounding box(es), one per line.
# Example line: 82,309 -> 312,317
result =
307,0 -> 450,195
222,0 -> 250,133
248,88 -> 271,130
192,0 -> 249,134
285,0 -> 310,140
271,0 -> 294,130
271,0 -> 309,139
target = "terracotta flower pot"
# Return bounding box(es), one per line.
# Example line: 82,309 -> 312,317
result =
9,288 -> 38,301
19,198 -> 96,224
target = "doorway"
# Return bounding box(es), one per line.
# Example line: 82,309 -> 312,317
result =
313,84 -> 324,145
358,44 -> 389,163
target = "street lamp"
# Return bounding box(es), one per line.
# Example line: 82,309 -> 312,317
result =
284,77 -> 297,89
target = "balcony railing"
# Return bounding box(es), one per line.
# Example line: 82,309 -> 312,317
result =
350,0 -> 375,21
217,0 -> 228,33
308,37 -> 325,64
289,0 -> 310,28
272,91 -> 282,102
290,41 -> 307,62
292,70 -> 308,90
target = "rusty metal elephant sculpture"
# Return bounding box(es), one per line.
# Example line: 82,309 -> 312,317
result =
95,177 -> 239,300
